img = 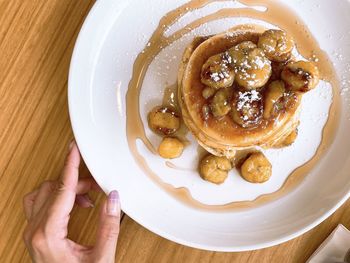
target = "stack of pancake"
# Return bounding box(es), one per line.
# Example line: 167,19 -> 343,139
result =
177,27 -> 311,158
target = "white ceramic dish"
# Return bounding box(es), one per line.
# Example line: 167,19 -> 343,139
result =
69,0 -> 350,251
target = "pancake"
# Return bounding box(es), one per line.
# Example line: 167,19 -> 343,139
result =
178,28 -> 302,158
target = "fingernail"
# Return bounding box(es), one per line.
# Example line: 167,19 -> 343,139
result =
107,190 -> 120,216
69,140 -> 75,151
76,194 -> 94,208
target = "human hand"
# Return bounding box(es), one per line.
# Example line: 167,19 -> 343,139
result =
23,141 -> 121,263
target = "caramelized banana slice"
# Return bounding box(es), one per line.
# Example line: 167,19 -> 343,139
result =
158,137 -> 184,159
258,29 -> 294,62
199,154 -> 232,184
210,88 -> 232,118
240,152 -> 272,183
201,53 -> 235,89
229,41 -> 257,64
231,89 -> 263,128
148,106 -> 180,135
234,48 -> 272,90
229,43 -> 272,90
263,80 -> 286,119
235,41 -> 257,51
281,61 -> 320,92
202,86 -> 216,99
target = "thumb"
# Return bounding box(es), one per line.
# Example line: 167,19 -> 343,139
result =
93,190 -> 121,262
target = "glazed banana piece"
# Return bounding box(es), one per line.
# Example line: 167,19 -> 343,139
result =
148,106 -> 181,135
263,80 -> 286,119
229,42 -> 272,90
281,61 -> 320,92
201,53 -> 235,89
210,88 -> 232,118
240,152 -> 272,183
199,154 -> 232,184
229,41 -> 257,64
158,137 -> 184,159
202,86 -> 216,99
258,29 -> 294,62
231,89 -> 263,128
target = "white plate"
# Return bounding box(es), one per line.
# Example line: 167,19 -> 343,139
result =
69,0 -> 350,251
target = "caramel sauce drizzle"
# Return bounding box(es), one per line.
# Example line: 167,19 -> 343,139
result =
126,0 -> 341,211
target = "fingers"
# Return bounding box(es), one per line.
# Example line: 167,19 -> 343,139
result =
23,189 -> 39,221
23,141 -> 102,225
31,181 -> 56,217
47,142 -> 80,222
75,194 -> 94,208
74,177 -> 102,208
93,190 -> 121,262
76,177 -> 102,194
24,177 -> 100,221
72,177 -> 102,207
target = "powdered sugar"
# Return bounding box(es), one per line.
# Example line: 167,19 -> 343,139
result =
237,90 -> 262,110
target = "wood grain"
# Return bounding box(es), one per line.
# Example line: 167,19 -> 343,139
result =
116,202 -> 350,263
0,1 -> 349,262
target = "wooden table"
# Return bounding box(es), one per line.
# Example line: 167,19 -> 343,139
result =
1,1 -> 349,262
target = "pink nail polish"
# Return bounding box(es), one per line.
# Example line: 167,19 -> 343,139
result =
107,190 -> 120,216
82,194 -> 94,208
76,194 -> 94,208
